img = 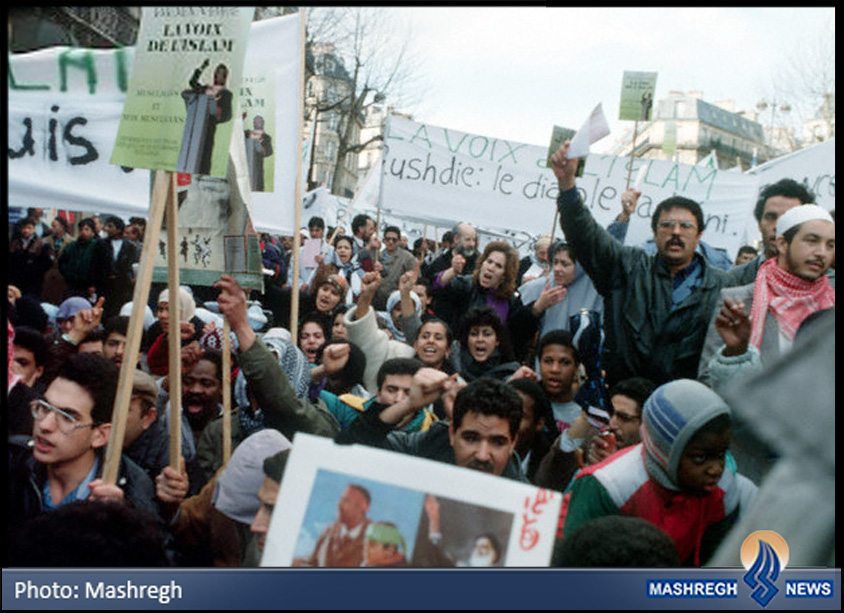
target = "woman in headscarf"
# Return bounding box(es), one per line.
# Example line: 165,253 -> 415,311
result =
517,240 -> 603,341
381,289 -> 421,344
306,235 -> 361,305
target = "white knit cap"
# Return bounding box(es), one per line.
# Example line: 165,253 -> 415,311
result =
776,204 -> 833,237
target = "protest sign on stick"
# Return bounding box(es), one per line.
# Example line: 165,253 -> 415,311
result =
618,71 -> 658,188
109,7 -> 253,179
101,170 -> 171,484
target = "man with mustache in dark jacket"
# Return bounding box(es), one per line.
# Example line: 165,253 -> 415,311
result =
550,141 -> 745,386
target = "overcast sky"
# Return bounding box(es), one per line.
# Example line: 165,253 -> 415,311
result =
386,7 -> 834,153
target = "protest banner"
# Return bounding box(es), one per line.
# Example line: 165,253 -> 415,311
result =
746,138 -> 835,211
109,7 -> 253,178
381,115 -> 759,259
261,434 -> 561,567
8,46 -> 151,216
9,14 -> 304,232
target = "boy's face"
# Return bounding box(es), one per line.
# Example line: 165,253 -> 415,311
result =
366,540 -> 402,567
676,429 -> 730,495
538,344 -> 578,401
412,284 -> 430,306
12,345 -> 43,387
251,476 -> 280,555
377,374 -> 413,407
103,332 -> 127,367
20,223 -> 36,239
32,378 -> 109,468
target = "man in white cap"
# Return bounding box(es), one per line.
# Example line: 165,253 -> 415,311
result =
699,204 -> 835,390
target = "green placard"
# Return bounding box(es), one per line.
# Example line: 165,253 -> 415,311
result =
110,7 -> 254,178
619,71 -> 658,121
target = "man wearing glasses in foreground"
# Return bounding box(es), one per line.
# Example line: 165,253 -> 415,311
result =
549,142 -> 746,386
9,352 -> 160,530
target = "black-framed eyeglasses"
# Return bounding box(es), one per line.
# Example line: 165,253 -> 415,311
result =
30,398 -> 96,435
657,220 -> 697,233
383,235 -> 399,243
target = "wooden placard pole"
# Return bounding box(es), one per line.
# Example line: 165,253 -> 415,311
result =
625,119 -> 639,189
289,8 -> 308,340
166,172 -> 183,471
550,208 -> 559,242
101,169 -> 171,484
373,208 -> 382,264
221,317 -> 232,465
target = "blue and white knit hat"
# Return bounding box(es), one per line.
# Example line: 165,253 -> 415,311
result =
640,379 -> 731,491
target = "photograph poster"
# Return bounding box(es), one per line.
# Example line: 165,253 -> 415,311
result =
261,434 -> 561,568
618,70 -> 658,122
152,114 -> 264,291
110,7 -> 253,178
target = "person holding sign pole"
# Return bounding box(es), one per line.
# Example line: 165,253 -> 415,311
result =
9,353 -> 160,531
212,274 -> 340,444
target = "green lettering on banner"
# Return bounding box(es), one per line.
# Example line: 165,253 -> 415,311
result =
662,164 -> 680,191
59,49 -> 97,94
409,123 -> 433,148
7,54 -> 50,91
684,165 -> 717,200
643,160 -> 660,187
114,47 -> 130,93
443,129 -> 468,153
468,135 -> 488,158
498,141 -> 526,164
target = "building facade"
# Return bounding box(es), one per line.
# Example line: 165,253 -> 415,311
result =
612,90 -> 769,171
304,43 -> 362,198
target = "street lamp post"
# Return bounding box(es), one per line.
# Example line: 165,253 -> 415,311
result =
756,98 -> 791,156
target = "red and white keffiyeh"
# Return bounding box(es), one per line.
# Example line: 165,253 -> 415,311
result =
749,257 -> 835,349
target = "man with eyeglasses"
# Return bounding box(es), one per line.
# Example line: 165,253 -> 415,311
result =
9,353 -> 159,530
550,141 -> 746,386
372,225 -> 417,311
535,376 -> 657,493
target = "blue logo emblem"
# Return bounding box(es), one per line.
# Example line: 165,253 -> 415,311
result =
744,539 -> 781,607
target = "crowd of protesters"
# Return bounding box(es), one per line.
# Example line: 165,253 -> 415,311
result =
6,142 -> 835,568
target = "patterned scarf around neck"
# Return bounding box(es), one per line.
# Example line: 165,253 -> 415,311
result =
749,257 -> 835,349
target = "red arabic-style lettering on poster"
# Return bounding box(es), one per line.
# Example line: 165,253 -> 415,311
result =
519,489 -> 552,551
